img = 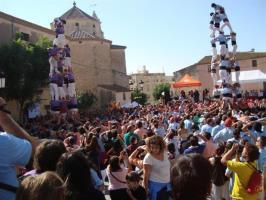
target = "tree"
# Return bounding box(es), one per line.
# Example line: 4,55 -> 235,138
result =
0,37 -> 50,119
153,83 -> 170,101
131,89 -> 147,105
77,91 -> 97,111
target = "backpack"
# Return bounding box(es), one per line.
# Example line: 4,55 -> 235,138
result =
212,156 -> 228,186
245,163 -> 262,194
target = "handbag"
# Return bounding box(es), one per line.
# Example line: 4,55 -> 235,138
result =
245,163 -> 262,194
110,171 -> 127,184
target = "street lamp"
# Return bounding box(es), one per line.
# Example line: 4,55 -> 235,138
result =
0,71 -> 5,89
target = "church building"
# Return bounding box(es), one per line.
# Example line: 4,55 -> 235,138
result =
0,3 -> 130,112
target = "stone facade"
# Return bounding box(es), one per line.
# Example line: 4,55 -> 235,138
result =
173,52 -> 266,93
0,5 -> 130,115
129,66 -> 174,103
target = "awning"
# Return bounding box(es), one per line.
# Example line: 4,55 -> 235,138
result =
218,70 -> 266,83
172,74 -> 202,88
121,101 -> 139,108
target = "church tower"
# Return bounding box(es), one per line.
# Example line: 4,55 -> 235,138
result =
53,2 -> 104,39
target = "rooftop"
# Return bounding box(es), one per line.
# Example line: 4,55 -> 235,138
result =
176,51 -> 266,72
197,52 -> 266,65
60,4 -> 99,21
98,84 -> 130,92
70,29 -> 95,39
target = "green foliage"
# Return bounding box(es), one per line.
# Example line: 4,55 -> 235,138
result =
77,91 -> 97,111
152,83 -> 170,101
131,89 -> 147,105
35,36 -> 52,49
0,37 -> 49,112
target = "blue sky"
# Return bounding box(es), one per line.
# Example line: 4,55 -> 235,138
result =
1,0 -> 266,75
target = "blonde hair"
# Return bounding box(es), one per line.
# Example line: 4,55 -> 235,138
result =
16,171 -> 64,200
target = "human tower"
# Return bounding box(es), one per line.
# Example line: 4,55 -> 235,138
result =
48,18 -> 78,113
209,3 -> 242,100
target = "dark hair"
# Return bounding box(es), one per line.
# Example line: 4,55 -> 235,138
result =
171,154 -> 212,200
253,122 -> 262,133
85,135 -> 100,152
203,132 -> 211,140
260,136 -> 266,148
56,151 -> 93,198
189,136 -> 199,146
168,143 -> 176,154
136,121 -> 143,128
78,127 -> 86,135
111,129 -> 118,138
245,144 -> 259,162
233,128 -> 241,140
109,156 -> 121,172
146,128 -> 154,137
130,136 -> 137,144
126,171 -> 142,182
34,140 -> 66,174
215,143 -> 225,156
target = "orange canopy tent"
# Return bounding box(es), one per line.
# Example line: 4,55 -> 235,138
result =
172,74 -> 202,88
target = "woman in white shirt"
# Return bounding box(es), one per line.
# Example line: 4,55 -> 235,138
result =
143,135 -> 171,200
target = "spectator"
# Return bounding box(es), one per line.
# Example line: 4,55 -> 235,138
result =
124,125 -> 140,146
126,171 -> 146,200
209,144 -> 230,200
0,97 -> 39,200
221,143 -> 260,200
16,171 -> 64,200
184,135 -> 205,154
171,154 -> 212,200
22,140 -> 66,177
143,135 -> 171,200
106,153 -> 130,200
56,151 -> 105,200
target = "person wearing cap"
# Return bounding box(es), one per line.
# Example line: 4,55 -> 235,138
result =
213,118 -> 234,143
126,171 -> 146,200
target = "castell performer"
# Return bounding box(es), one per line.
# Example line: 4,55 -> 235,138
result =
213,85 -> 221,101
48,16 -> 78,114
213,31 -> 230,59
221,83 -> 233,103
210,59 -> 219,85
211,3 -> 233,33
233,60 -> 240,83
219,58 -> 230,84
233,83 -> 242,101
209,12 -> 221,38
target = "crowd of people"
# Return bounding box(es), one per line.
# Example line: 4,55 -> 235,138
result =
0,94 -> 266,200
